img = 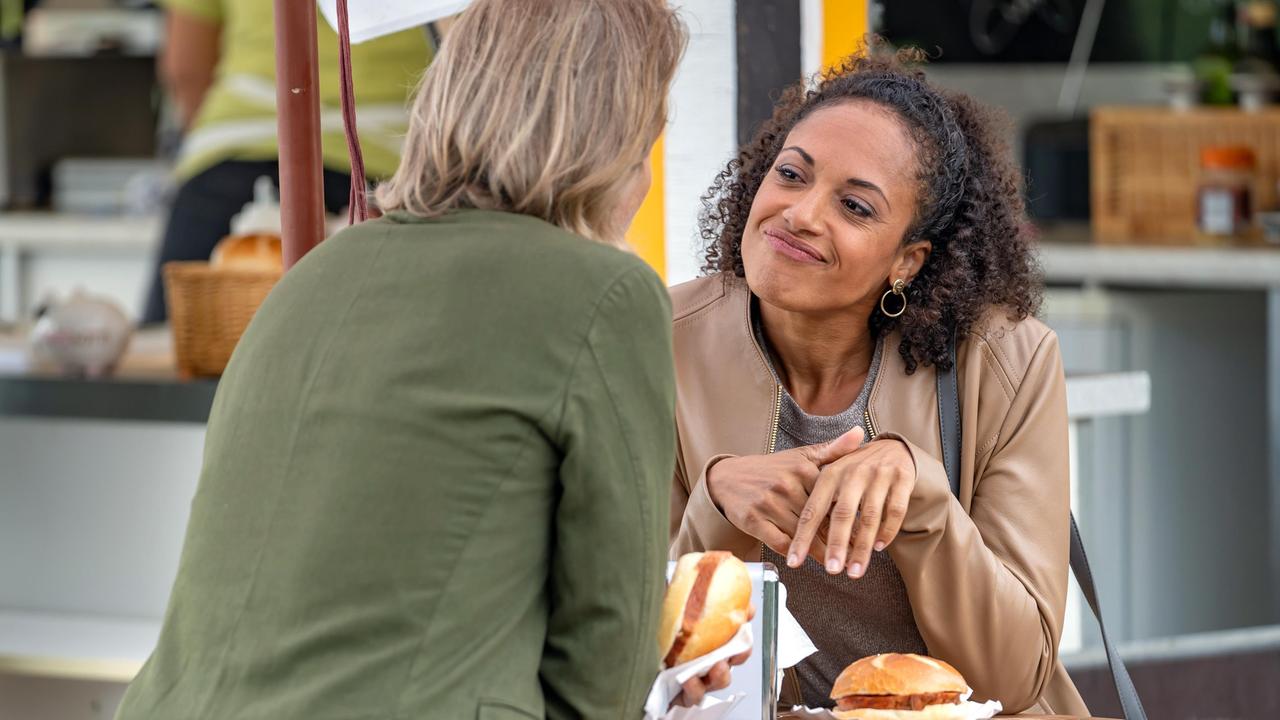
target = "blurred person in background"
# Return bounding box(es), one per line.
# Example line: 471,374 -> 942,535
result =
140,0 -> 432,323
115,2 -> 741,718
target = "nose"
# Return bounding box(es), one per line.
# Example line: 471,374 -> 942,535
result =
781,186 -> 823,235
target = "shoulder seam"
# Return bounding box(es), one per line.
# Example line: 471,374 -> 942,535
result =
966,316 -> 1052,394
551,264 -> 663,441
672,276 -> 728,325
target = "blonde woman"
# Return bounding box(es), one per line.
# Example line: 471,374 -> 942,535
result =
115,2 -> 720,717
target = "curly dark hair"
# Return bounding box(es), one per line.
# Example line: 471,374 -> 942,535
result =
700,47 -> 1043,374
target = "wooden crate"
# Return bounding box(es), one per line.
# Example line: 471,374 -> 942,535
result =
1090,106 -> 1280,244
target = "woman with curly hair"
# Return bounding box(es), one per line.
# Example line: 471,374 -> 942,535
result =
668,50 -> 1088,716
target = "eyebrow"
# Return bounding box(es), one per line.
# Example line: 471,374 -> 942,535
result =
780,145 -> 814,165
779,145 -> 891,211
847,178 -> 891,211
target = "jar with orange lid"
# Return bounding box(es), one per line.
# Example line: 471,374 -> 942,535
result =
1196,146 -> 1257,243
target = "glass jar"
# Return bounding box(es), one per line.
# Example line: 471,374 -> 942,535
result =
1197,146 -> 1257,243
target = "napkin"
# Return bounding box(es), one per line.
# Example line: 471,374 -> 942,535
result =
643,623 -> 752,720
775,582 -> 819,691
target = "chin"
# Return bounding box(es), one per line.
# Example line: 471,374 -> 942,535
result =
743,260 -> 828,315
742,243 -> 801,305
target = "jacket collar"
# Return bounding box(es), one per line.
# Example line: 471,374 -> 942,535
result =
686,274 -> 933,449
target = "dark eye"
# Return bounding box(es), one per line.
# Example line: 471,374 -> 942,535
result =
774,165 -> 801,182
843,197 -> 873,218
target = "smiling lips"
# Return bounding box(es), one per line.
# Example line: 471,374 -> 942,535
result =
763,227 -> 825,264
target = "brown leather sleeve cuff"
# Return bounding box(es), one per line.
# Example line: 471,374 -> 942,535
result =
876,433 -> 956,534
670,454 -> 760,560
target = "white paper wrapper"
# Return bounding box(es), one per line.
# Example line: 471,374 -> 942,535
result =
782,688 -> 1001,719
643,623 -> 752,720
775,582 -> 818,691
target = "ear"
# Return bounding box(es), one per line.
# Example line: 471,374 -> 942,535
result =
893,238 -> 932,283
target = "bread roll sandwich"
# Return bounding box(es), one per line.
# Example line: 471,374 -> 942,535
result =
830,653 -> 993,719
658,551 -> 751,668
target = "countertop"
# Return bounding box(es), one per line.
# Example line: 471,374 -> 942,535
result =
0,328 -> 215,423
1035,223 -> 1280,290
0,322 -> 1147,425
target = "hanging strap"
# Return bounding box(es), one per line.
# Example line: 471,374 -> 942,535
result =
336,0 -> 369,223
937,336 -> 1146,720
1068,514 -> 1147,720
937,330 -> 961,496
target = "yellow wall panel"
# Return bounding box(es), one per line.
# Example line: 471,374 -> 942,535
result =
822,0 -> 868,70
625,135 -> 666,281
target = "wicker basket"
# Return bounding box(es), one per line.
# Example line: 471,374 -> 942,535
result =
164,261 -> 281,377
1090,106 -> 1280,244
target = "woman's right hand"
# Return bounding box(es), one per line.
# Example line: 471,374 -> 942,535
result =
705,427 -> 864,557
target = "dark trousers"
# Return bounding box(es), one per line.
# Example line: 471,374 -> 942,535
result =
142,160 -> 352,324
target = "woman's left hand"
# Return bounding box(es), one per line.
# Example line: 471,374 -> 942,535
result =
671,650 -> 752,708
786,438 -> 916,578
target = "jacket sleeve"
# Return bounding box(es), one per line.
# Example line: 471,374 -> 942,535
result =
884,332 -> 1071,713
540,267 -> 676,720
668,450 -> 761,560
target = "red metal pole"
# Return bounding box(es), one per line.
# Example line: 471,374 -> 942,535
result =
273,0 -> 326,270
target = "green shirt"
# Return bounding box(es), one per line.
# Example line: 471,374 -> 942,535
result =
163,0 -> 430,180
116,210 -> 676,719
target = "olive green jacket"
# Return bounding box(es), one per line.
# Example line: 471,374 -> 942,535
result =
116,209 -> 675,719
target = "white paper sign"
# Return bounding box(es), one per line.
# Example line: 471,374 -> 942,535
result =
316,0 -> 471,44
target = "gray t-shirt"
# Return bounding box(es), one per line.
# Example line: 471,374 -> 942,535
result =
752,310 -> 927,709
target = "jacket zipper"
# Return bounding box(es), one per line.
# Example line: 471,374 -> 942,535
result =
767,383 -> 782,454
760,383 -> 782,562
863,408 -> 878,441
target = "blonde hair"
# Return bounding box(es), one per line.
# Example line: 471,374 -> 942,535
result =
375,0 -> 686,245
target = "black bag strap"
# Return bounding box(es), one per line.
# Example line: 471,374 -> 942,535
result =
936,335 -> 1146,720
937,333 -> 962,496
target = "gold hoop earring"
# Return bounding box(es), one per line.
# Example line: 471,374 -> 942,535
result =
880,278 -> 907,318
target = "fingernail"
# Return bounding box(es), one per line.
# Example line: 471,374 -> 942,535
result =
874,541 -> 886,552
826,558 -> 842,573
788,552 -> 801,568
849,563 -> 863,578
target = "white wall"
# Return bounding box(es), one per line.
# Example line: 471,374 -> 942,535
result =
665,0 -> 737,285
1045,288 -> 1276,643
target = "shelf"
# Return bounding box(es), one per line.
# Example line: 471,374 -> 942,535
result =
1037,228 -> 1280,291
1065,372 -> 1151,421
0,213 -> 160,254
0,610 -> 158,683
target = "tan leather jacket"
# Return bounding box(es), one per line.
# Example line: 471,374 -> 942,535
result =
668,273 -> 1087,717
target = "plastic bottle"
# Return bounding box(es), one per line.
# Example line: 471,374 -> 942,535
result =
1196,146 -> 1257,243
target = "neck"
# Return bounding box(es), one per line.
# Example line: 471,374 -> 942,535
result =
758,299 -> 876,415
